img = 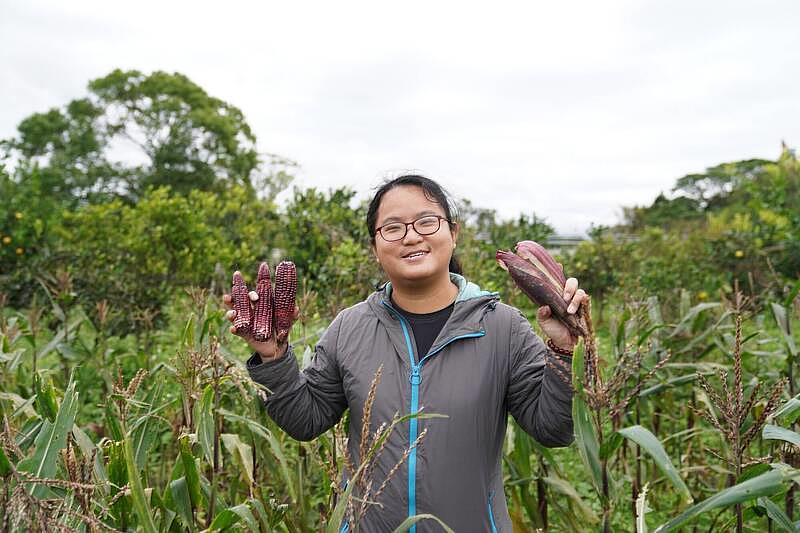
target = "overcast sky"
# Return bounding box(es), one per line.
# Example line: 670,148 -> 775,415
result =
2,1 -> 798,234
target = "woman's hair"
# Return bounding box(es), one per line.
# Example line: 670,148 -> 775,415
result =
366,174 -> 462,275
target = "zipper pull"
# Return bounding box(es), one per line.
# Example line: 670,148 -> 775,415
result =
409,366 -> 421,385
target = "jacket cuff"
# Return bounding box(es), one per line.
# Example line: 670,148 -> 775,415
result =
246,345 -> 299,396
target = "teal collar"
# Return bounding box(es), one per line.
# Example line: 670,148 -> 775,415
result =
382,273 -> 497,303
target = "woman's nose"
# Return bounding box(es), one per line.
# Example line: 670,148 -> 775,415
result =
402,224 -> 424,244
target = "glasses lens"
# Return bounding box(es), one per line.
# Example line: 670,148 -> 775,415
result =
380,223 -> 406,241
414,216 -> 441,235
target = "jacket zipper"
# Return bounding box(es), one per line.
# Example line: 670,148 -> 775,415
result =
488,490 -> 498,532
382,301 -> 485,532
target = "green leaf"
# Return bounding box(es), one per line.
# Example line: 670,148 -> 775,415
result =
618,425 -> 693,505
670,303 -> 720,338
0,445 -> 12,477
391,514 -> 455,532
599,431 -> 624,461
654,465 -> 800,532
131,380 -> 163,471
771,303 -> 798,358
571,369 -> 603,498
33,375 -> 59,422
221,433 -> 254,487
123,433 -> 157,533
17,378 -> 79,498
773,394 -> 800,425
179,435 -> 203,511
762,424 -> 800,448
195,385 -> 215,465
757,496 -> 796,532
71,424 -> 108,488
169,477 -> 195,532
639,374 -> 700,398
542,476 -> 599,523
207,503 -> 259,531
183,313 -> 196,348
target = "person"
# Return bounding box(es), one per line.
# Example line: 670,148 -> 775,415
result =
223,175 -> 587,532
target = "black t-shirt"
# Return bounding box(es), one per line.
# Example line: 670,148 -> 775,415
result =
391,297 -> 454,358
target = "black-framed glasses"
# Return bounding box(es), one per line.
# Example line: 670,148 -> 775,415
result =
375,215 -> 452,242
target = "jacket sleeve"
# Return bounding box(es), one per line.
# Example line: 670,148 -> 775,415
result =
246,313 -> 348,441
506,308 -> 574,447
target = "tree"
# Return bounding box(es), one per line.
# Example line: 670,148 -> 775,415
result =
2,69 -> 268,204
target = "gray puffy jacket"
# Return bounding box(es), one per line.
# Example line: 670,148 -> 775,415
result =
247,274 -> 574,532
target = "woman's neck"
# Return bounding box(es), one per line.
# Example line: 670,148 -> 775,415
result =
390,274 -> 459,313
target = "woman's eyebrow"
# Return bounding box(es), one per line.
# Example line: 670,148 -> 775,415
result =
379,210 -> 440,224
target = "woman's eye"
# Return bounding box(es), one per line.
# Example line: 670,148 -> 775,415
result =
418,218 -> 437,228
383,224 -> 403,235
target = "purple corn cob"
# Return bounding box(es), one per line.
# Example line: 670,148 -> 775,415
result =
252,262 -> 273,341
274,261 -> 297,343
496,247 -> 587,339
231,271 -> 252,335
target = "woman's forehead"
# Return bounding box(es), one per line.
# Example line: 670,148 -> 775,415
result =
377,186 -> 444,221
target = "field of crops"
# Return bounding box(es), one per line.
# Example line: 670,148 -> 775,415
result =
1,269 -> 799,532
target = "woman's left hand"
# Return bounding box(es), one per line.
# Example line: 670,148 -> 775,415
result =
536,277 -> 588,352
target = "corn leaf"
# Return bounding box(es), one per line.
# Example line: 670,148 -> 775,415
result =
169,477 -> 195,532
762,424 -> 800,448
71,424 -> 108,488
221,433 -> 254,486
654,465 -> 799,532
123,433 -> 157,533
17,378 -> 78,498
618,425 -> 693,504
179,435 -> 203,511
773,394 -> 800,425
391,514 -> 455,533
207,503 -> 258,531
131,379 -> 164,471
771,303 -> 798,358
0,445 -> 11,477
572,349 -> 603,499
543,476 -> 599,523
757,496 -> 796,532
195,385 -> 215,465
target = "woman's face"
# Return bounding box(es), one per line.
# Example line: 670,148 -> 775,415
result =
372,185 -> 457,286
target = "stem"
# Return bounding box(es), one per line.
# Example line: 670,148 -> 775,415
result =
537,458 -> 548,530
207,377 -> 222,528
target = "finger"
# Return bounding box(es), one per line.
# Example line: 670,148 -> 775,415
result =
229,325 -> 236,334
226,309 -> 236,322
567,289 -> 586,314
248,290 -> 259,302
563,277 -> 578,300
222,293 -> 233,309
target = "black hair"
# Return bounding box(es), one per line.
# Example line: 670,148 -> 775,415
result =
366,174 -> 462,275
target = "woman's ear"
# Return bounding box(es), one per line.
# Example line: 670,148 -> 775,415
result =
450,222 -> 459,246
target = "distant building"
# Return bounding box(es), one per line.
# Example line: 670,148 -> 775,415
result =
546,235 -> 586,256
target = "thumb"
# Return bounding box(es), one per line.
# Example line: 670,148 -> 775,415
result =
537,305 -> 552,321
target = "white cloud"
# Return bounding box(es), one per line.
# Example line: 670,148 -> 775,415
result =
1,0 -> 798,234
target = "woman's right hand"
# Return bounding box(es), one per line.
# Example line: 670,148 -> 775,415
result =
223,271 -> 300,363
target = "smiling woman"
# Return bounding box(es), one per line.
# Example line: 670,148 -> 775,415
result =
225,174 -> 587,531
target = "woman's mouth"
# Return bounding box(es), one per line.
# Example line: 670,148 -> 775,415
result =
403,250 -> 428,260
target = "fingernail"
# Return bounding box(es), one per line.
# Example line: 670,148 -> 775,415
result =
249,290 -> 258,301
568,305 -> 576,313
